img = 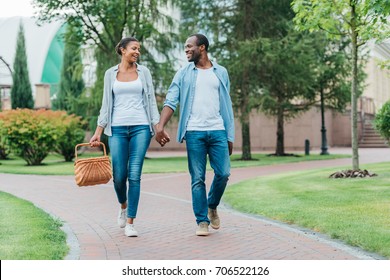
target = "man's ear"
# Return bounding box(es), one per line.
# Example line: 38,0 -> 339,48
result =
199,44 -> 205,52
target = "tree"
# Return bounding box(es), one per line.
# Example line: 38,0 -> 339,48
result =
10,21 -> 34,109
34,0 -> 179,135
220,0 -> 265,160
292,0 -> 390,169
53,24 -> 85,113
179,0 -> 299,159
313,36 -> 363,155
256,28 -> 320,156
33,0 -> 178,91
179,0 -> 333,158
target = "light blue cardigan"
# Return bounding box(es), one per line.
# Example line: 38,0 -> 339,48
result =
97,63 -> 160,136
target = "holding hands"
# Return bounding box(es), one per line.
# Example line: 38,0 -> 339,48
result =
155,124 -> 170,147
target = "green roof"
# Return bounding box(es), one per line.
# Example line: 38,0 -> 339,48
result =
40,23 -> 66,95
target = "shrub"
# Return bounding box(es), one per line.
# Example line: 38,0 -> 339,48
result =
0,132 -> 11,160
0,109 -> 64,165
374,101 -> 390,143
0,118 -> 10,160
53,113 -> 86,162
0,109 -> 88,164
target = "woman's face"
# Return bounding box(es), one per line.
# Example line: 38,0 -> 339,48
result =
121,41 -> 141,63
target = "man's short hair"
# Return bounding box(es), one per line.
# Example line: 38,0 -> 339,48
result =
189,33 -> 209,52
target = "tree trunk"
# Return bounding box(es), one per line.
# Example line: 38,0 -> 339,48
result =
239,0 -> 253,160
240,75 -> 252,160
351,3 -> 359,170
240,107 -> 252,160
275,106 -> 285,156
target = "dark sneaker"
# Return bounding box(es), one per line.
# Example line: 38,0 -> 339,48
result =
208,208 -> 220,229
196,222 -> 209,236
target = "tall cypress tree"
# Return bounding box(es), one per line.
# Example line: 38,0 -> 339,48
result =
10,21 -> 34,109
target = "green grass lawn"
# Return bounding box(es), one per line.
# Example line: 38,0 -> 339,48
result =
0,191 -> 68,259
0,152 -> 349,175
223,162 -> 390,258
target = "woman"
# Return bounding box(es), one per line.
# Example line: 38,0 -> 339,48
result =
90,37 -> 165,237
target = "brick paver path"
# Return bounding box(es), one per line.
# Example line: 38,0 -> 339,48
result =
0,148 -> 388,260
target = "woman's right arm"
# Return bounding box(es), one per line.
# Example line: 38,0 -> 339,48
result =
96,70 -> 111,129
90,69 -> 110,147
89,126 -> 104,147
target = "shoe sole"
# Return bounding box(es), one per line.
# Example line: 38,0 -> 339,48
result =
125,229 -> 138,237
208,211 -> 220,230
196,232 -> 209,236
208,216 -> 220,230
210,223 -> 220,230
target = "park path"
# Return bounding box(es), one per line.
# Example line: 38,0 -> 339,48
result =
0,148 -> 388,260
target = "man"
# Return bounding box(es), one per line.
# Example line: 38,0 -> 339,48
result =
156,34 -> 235,236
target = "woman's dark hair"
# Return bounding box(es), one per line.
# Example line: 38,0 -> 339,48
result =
189,33 -> 209,52
115,37 -> 139,56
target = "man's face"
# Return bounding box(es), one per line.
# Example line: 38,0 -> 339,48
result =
184,36 -> 201,63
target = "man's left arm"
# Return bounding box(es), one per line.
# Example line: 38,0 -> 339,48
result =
225,69 -> 234,156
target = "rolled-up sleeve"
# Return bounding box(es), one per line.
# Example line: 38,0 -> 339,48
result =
226,75 -> 235,142
221,68 -> 235,143
97,70 -> 111,128
164,70 -> 181,111
145,68 -> 160,125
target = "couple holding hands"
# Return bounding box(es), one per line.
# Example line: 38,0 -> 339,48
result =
90,34 -> 235,237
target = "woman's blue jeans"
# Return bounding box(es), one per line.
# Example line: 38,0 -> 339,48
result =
109,125 -> 151,219
185,130 -> 230,224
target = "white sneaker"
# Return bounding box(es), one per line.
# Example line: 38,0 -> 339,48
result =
125,223 -> 138,237
117,208 -> 127,228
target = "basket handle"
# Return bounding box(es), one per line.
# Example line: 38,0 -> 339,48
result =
75,142 -> 107,160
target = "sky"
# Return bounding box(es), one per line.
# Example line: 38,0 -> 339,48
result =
0,0 -> 35,17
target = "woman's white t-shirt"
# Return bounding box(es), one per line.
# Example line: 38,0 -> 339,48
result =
111,76 -> 149,126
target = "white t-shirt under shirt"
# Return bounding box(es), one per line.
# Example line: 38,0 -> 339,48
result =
187,67 -> 225,131
111,76 -> 149,126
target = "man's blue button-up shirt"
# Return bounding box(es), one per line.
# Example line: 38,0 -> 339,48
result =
164,61 -> 235,143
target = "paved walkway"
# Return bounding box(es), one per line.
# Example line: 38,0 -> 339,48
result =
0,148 -> 388,260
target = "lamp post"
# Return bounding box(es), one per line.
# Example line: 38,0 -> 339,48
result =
320,88 -> 329,155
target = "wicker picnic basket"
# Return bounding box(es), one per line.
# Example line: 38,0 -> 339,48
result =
74,142 -> 112,187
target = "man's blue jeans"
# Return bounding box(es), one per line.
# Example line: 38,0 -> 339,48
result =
185,130 -> 230,224
109,125 -> 151,218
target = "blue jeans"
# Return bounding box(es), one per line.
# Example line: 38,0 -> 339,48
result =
185,130 -> 230,224
109,125 -> 151,218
